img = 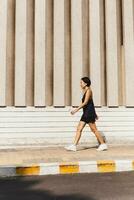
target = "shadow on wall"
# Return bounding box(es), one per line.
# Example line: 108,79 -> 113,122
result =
0,175 -> 96,200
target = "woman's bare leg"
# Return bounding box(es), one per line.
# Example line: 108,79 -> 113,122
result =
88,122 -> 105,144
74,121 -> 86,145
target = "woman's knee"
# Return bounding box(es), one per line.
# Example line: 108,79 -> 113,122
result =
90,126 -> 98,134
89,123 -> 98,134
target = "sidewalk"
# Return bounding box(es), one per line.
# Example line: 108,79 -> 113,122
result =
0,145 -> 134,177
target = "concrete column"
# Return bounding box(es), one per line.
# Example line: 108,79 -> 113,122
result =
53,0 -> 65,106
15,0 -> 27,106
0,0 -> 7,106
34,0 -> 46,106
122,0 -> 134,106
71,0 -> 83,106
105,0 -> 120,106
89,0 -> 104,106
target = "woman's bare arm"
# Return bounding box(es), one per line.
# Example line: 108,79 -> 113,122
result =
71,89 -> 92,114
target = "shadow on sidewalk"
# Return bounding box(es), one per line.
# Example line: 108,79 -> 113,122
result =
77,145 -> 98,151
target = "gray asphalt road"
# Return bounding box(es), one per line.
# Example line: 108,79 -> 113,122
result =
0,172 -> 134,200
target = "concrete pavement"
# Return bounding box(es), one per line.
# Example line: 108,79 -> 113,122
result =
0,145 -> 134,176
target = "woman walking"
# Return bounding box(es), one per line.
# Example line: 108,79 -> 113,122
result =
65,77 -> 108,152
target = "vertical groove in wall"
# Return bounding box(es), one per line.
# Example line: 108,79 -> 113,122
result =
118,0 -> 123,106
120,1 -> 126,106
103,0 -> 107,106
133,1 -> 134,33
46,0 -> 53,106
100,0 -> 106,106
44,0 -> 53,106
26,0 -> 34,106
121,45 -> 126,105
6,0 -> 15,106
65,0 -> 71,106
82,0 -> 89,77
120,0 -> 123,45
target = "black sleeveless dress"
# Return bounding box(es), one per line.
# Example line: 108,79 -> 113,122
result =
80,90 -> 97,123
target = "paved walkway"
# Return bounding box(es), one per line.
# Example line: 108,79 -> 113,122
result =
0,145 -> 134,165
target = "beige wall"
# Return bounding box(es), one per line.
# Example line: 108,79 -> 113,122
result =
0,0 -> 134,107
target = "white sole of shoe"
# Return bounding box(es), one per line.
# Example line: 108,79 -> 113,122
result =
96,148 -> 108,151
64,147 -> 77,151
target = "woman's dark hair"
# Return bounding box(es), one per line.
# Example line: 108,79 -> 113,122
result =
81,77 -> 91,87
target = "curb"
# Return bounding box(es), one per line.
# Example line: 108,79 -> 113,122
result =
0,160 -> 134,177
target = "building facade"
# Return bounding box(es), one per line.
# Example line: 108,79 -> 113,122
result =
0,0 -> 134,146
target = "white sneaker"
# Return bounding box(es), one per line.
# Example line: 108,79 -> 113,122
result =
64,144 -> 77,151
98,132 -> 107,146
97,143 -> 108,151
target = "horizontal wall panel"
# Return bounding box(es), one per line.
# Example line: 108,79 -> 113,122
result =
0,126 -> 134,133
0,121 -> 134,128
0,116 -> 134,122
1,106 -> 134,112
0,131 -> 134,138
0,110 -> 134,117
0,107 -> 134,146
